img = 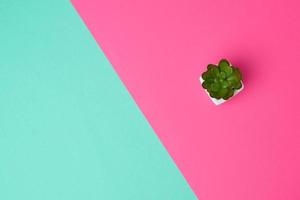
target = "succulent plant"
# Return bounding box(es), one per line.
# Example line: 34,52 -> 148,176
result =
201,59 -> 243,100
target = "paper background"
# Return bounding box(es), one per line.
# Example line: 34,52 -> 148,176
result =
72,0 -> 300,199
0,1 -> 196,199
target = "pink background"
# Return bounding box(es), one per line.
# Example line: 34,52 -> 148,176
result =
71,0 -> 300,199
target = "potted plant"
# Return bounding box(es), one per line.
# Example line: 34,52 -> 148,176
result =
200,59 -> 244,105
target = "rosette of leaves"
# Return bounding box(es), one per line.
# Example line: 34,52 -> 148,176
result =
201,59 -> 242,100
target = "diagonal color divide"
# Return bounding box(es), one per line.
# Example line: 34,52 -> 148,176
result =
0,0 -> 196,199
71,0 -> 300,199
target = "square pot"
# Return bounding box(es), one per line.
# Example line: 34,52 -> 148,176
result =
199,77 -> 244,105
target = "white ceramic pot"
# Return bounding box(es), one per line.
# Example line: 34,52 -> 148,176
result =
199,77 -> 244,105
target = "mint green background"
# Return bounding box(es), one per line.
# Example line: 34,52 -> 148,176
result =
0,0 -> 196,199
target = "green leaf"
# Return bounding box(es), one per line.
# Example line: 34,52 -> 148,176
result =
220,65 -> 233,76
227,74 -> 238,83
219,59 -> 230,68
207,64 -> 217,70
212,67 -> 219,76
211,82 -> 221,92
233,67 -> 242,80
202,71 -> 212,80
221,81 -> 229,88
218,88 -> 228,97
219,71 -> 226,79
223,89 -> 234,100
234,81 -> 242,89
202,81 -> 210,89
209,91 -> 217,98
213,90 -> 222,99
